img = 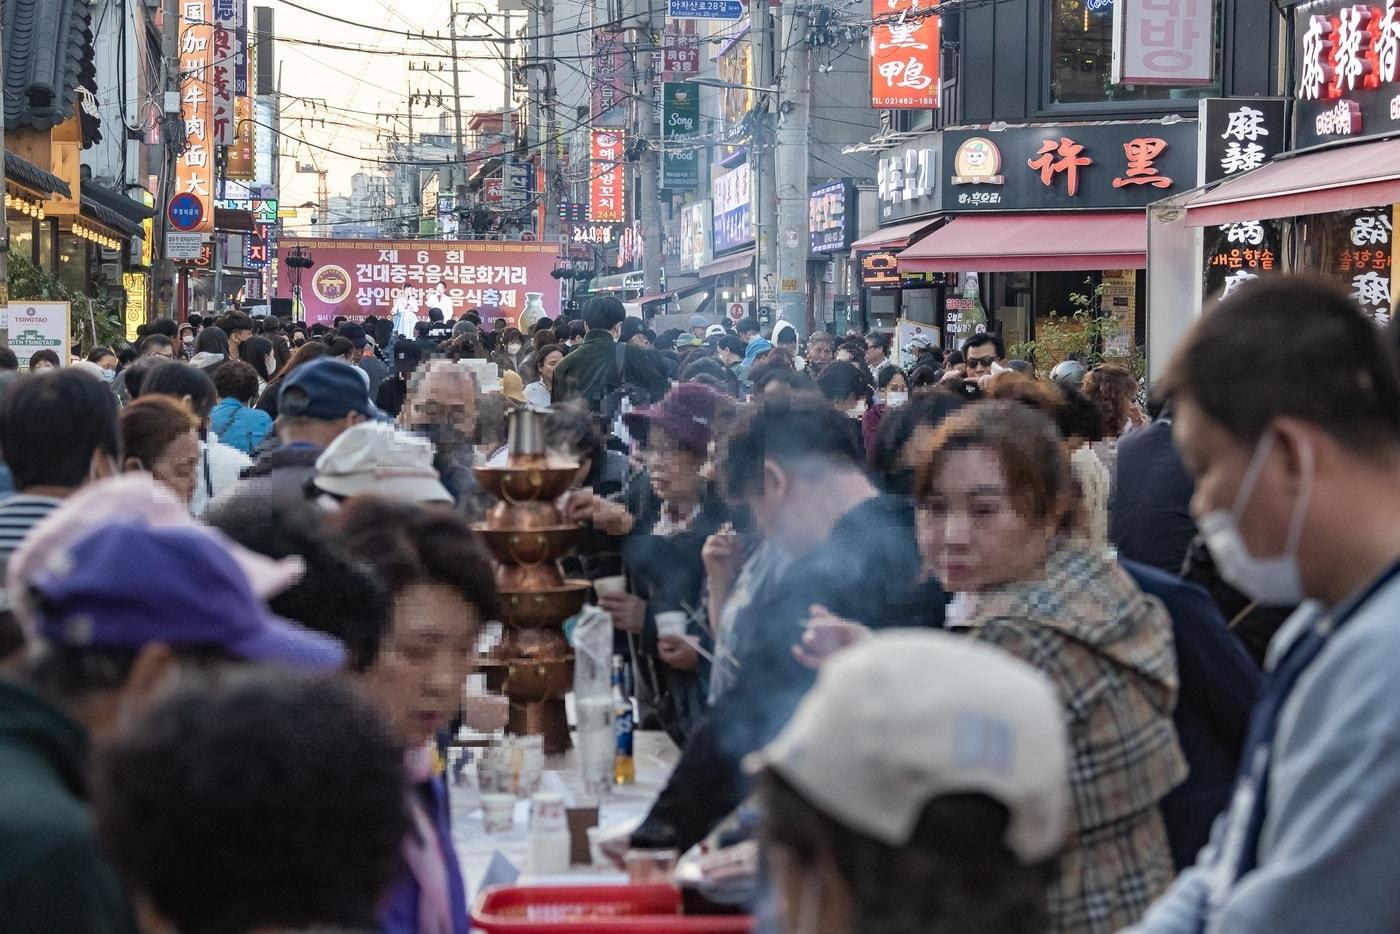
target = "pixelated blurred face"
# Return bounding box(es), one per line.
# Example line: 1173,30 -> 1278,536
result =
365,583 -> 482,748
806,340 -> 833,368
916,446 -> 1057,593
642,427 -> 703,506
140,429 -> 201,505
539,350 -> 564,386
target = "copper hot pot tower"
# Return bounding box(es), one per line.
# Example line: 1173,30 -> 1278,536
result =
473,408 -> 590,755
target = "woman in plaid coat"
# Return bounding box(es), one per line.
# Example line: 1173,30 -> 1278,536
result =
919,402 -> 1185,933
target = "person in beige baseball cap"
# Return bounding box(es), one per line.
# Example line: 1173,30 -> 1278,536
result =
747,629 -> 1070,934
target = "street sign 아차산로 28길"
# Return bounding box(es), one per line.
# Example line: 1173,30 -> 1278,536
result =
668,0 -> 744,19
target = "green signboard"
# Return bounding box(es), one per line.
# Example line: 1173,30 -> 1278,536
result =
661,82 -> 700,192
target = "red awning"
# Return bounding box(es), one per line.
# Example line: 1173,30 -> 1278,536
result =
636,291 -> 675,304
849,217 -> 938,253
698,249 -> 754,279
1183,137 -> 1400,227
897,213 -> 1147,272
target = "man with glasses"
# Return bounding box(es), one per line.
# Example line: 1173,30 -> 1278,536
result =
961,333 -> 1003,374
137,334 -> 176,361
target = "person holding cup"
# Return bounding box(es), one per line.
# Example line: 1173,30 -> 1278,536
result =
599,383 -> 735,745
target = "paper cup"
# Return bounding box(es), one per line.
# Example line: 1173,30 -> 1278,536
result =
654,610 -> 688,639
530,793 -> 568,835
481,793 -> 516,833
593,575 -> 627,595
587,826 -> 609,867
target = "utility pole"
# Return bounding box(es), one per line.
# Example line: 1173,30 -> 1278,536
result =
540,0 -> 561,243
0,7 -> 9,329
158,0 -> 182,318
774,1 -> 810,336
449,8 -> 470,235
752,1 -> 778,324
639,0 -> 662,295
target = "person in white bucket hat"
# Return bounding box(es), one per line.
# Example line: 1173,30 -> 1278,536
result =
746,629 -> 1070,934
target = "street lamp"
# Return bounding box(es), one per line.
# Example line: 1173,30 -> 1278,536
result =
685,76 -> 779,320
286,246 -> 314,321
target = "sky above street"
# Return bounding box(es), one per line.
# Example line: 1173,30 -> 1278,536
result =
267,0 -> 507,221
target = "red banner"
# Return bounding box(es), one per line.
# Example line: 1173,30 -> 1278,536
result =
870,0 -> 940,109
273,238 -> 561,327
590,130 -> 626,224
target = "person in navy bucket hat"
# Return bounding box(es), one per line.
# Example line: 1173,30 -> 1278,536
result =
30,519 -> 345,672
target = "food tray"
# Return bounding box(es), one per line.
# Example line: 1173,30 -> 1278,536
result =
470,884 -> 754,933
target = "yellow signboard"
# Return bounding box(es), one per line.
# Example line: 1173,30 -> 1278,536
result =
123,272 -> 147,342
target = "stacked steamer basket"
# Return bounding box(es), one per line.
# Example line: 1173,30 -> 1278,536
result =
473,408 -> 590,755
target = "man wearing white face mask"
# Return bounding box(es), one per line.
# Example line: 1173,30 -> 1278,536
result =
1129,276 -> 1400,934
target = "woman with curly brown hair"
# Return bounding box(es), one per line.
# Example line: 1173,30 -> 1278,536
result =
1083,364 -> 1147,480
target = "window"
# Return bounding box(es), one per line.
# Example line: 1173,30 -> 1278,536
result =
1048,0 -> 1221,104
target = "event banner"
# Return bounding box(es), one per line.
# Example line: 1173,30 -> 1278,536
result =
7,301 -> 71,369
274,239 -> 561,327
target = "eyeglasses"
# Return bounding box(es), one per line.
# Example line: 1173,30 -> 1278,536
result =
966,356 -> 998,370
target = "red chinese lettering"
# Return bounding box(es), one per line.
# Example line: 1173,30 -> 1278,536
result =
1027,137 -> 1092,196
1112,137 -> 1173,189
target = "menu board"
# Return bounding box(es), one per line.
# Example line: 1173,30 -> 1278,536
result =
1203,219 -> 1283,302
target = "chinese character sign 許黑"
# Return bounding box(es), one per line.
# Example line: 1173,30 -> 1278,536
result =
590,130 -> 626,224
870,0 -> 940,108
177,0 -> 215,233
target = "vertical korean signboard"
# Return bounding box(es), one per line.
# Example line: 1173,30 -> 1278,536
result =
1112,0 -> 1215,85
870,0 -> 940,108
712,162 -> 753,252
178,0 -> 215,233
661,83 -> 700,191
212,0 -> 238,145
592,36 -> 628,125
590,130 -> 626,223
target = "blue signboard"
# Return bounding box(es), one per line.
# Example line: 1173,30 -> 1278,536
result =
712,162 -> 753,253
167,192 -> 204,231
668,0 -> 744,19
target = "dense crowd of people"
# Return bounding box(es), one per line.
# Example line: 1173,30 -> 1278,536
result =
0,275 -> 1398,933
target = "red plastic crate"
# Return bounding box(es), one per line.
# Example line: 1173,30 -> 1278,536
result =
470,883 -> 754,933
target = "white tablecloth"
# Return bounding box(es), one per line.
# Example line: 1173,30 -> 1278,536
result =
450,731 -> 680,895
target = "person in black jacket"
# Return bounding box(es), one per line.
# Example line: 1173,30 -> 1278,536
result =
630,395 -> 943,853
550,297 -> 669,415
1122,560 -> 1259,870
1108,403 -> 1199,573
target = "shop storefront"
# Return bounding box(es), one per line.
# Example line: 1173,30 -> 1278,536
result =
897,121 -> 1199,361
851,133 -> 945,332
705,162 -> 757,323
1170,0 -> 1400,328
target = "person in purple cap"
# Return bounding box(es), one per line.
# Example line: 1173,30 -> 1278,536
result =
589,383 -> 735,744
0,518 -> 343,931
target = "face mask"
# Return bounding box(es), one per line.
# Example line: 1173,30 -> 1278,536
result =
885,390 -> 908,407
1198,432 -> 1313,606
846,401 -> 866,419
507,343 -> 522,354
100,368 -> 116,384
182,337 -> 194,349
